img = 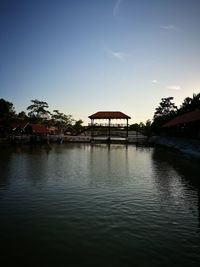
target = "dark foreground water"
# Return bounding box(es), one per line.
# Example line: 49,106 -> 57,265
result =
0,144 -> 200,266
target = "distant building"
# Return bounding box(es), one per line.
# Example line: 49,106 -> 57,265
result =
162,109 -> 200,139
11,122 -> 49,136
25,124 -> 49,135
11,122 -> 28,134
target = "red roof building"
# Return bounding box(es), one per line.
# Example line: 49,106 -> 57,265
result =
9,122 -> 49,135
162,109 -> 200,139
29,124 -> 49,135
162,109 -> 200,128
89,111 -> 131,120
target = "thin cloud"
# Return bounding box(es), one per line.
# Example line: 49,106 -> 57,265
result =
103,44 -> 128,60
113,0 -> 122,17
160,24 -> 180,32
110,50 -> 127,60
167,85 -> 181,90
152,80 -> 158,84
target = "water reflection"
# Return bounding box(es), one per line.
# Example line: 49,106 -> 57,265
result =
0,144 -> 52,188
0,144 -> 200,265
152,147 -> 200,227
0,146 -> 13,189
198,190 -> 200,228
89,144 -> 130,187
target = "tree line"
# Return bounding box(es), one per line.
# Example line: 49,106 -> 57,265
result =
1,92 -> 200,136
151,92 -> 200,133
130,92 -> 200,135
0,98 -> 83,134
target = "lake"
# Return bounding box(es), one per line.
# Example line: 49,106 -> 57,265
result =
0,144 -> 200,266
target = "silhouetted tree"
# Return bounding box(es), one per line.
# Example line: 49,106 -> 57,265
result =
17,111 -> 28,120
153,97 -> 177,119
143,119 -> 152,136
129,120 -> 152,136
51,110 -> 74,133
152,97 -> 177,133
129,123 -> 140,131
73,119 -> 83,134
179,93 -> 200,114
0,98 -> 15,120
0,98 -> 16,134
27,99 -> 50,122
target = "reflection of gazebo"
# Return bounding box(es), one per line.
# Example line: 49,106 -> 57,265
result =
88,111 -> 131,141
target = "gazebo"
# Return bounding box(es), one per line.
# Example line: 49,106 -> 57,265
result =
88,111 -> 131,141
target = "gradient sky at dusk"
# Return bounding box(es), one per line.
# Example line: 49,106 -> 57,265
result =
0,0 -> 200,124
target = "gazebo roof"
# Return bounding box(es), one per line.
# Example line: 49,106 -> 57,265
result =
89,111 -> 131,119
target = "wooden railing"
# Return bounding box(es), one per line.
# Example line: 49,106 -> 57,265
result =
88,123 -> 127,127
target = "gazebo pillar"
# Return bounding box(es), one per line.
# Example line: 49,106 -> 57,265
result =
91,119 -> 94,138
108,118 -> 111,141
126,118 -> 129,138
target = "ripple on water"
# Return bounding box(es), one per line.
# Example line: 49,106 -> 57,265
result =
0,144 -> 200,266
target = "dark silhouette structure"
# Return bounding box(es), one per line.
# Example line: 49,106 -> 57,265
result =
162,109 -> 200,139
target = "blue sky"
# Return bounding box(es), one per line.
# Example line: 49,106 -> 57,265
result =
0,0 -> 200,124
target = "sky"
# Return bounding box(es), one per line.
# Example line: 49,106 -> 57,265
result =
0,0 -> 200,124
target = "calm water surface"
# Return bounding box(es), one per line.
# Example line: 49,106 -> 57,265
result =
0,144 -> 200,266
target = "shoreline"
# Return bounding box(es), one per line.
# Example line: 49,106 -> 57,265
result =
0,134 -> 149,145
1,135 -> 200,160
149,136 -> 200,160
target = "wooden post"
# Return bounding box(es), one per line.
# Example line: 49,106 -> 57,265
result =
126,118 -> 128,138
91,119 -> 94,139
108,118 -> 111,141
136,128 -> 138,146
